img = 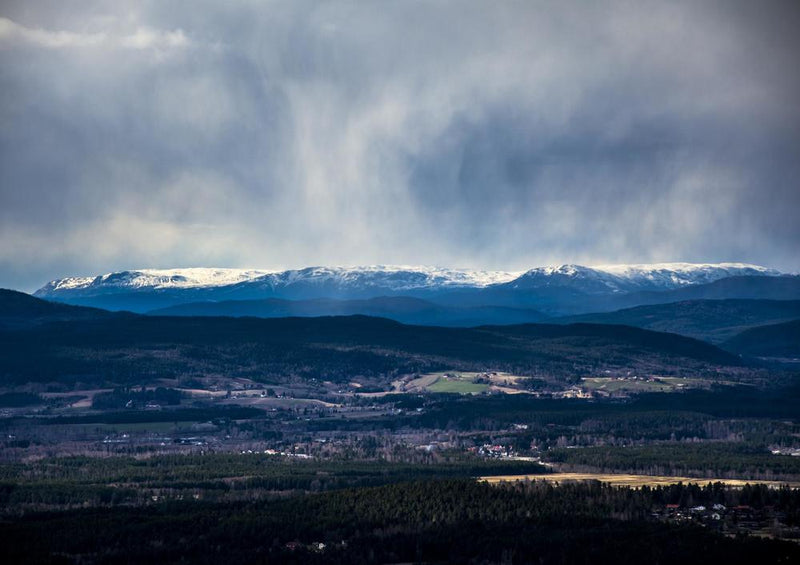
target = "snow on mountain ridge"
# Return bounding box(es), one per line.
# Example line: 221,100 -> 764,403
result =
203,265 -> 525,294
593,262 -> 777,280
36,266 -> 525,296
278,266 -> 524,288
593,263 -> 779,291
510,262 -> 778,294
41,268 -> 276,292
36,263 -> 781,297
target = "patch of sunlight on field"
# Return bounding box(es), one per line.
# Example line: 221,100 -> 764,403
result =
427,379 -> 488,394
423,372 -> 489,394
581,376 -> 707,393
480,472 -> 800,489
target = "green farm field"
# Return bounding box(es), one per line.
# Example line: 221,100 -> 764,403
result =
425,372 -> 489,394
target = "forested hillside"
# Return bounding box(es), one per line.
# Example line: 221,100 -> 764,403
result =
723,319 -> 800,358
555,299 -> 800,343
0,313 -> 743,386
3,479 -> 799,565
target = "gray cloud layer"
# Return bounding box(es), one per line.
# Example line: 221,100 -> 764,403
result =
1,1 -> 799,291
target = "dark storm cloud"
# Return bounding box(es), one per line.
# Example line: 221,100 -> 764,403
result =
1,0 -> 798,291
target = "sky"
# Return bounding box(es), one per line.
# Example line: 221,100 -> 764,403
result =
1,1 -> 799,292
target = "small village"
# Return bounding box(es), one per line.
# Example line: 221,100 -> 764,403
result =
660,502 -> 800,541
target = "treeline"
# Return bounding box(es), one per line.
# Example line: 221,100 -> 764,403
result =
91,386 -> 183,409
0,454 -> 550,508
2,479 -> 799,564
0,392 -> 42,407
632,385 -> 800,419
23,405 -> 264,426
306,389 -> 800,440
547,442 -> 800,479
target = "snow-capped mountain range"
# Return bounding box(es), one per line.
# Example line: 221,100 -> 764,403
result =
33,262 -> 787,315
504,263 -> 780,293
42,268 -> 276,292
36,265 -> 524,296
36,263 -> 778,296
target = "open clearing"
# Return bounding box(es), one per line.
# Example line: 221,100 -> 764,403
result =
480,472 -> 800,489
412,371 -> 536,394
580,376 -> 707,393
427,375 -> 488,394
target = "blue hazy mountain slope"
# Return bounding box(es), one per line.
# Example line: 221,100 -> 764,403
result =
722,319 -> 800,358
33,263 -> 788,316
148,296 -> 548,327
0,288 -> 121,329
553,299 -> 800,344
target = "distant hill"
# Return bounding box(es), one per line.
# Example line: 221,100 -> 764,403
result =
0,288 -> 118,329
482,322 -> 740,366
608,276 -> 800,309
33,263 -> 784,315
723,319 -> 800,359
554,299 -> 800,343
148,296 -> 548,327
0,314 -> 742,386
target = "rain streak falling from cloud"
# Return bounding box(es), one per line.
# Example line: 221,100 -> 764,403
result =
1,0 -> 799,290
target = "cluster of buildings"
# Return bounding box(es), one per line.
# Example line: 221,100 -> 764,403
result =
660,503 -> 800,540
470,444 -> 515,459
